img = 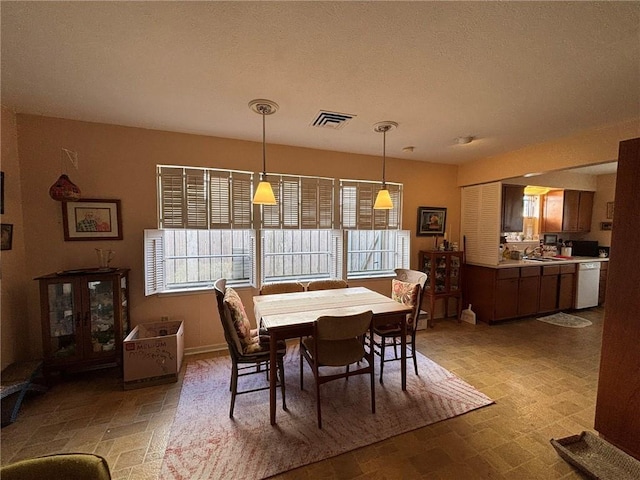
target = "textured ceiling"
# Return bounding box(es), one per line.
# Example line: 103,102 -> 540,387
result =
1,2 -> 639,166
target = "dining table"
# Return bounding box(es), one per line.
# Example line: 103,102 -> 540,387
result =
253,286 -> 412,425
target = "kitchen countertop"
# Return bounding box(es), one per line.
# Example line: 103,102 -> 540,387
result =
467,256 -> 609,269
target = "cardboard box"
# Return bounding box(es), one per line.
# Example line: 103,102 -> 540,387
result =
123,320 -> 184,390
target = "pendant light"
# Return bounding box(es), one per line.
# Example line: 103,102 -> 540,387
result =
249,99 -> 278,205
373,121 -> 398,210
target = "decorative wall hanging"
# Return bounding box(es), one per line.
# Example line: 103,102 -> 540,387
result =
606,201 -> 614,219
417,206 -> 447,236
62,199 -> 123,241
49,148 -> 81,201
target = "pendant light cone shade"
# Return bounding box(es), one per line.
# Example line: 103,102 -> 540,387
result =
249,99 -> 278,205
253,179 -> 277,205
373,121 -> 398,210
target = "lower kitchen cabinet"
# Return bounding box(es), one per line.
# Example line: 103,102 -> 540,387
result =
539,266 -> 560,313
466,265 -> 541,324
558,264 -> 576,310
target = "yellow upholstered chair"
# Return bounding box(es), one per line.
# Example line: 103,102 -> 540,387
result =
306,279 -> 348,291
300,310 -> 375,429
260,282 -> 305,295
371,268 -> 426,383
0,453 -> 111,480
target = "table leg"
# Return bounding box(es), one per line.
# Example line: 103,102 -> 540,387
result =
269,333 -> 277,425
401,315 -> 407,390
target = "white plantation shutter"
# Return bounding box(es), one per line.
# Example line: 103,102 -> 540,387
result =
158,166 -> 253,229
259,174 -> 335,229
461,182 -> 501,265
340,180 -> 402,230
396,230 -> 410,269
330,230 -> 345,279
144,229 -> 165,295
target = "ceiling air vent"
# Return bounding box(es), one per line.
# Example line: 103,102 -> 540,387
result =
311,111 -> 356,130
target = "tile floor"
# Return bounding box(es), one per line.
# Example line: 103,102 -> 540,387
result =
1,308 -> 605,479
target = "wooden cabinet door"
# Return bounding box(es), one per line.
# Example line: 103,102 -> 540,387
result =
598,262 -> 608,305
542,190 -> 564,232
562,190 -> 580,232
501,185 -> 524,232
539,266 -> 560,313
577,191 -> 594,232
518,267 -> 540,316
558,273 -> 575,309
495,278 -> 518,319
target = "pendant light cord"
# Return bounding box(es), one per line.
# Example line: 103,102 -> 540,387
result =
262,110 -> 267,178
382,129 -> 387,187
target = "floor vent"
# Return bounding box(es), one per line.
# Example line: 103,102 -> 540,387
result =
311,111 -> 355,130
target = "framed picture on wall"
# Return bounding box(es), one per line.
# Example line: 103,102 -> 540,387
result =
417,206 -> 447,236
62,199 -> 123,241
606,201 -> 614,219
600,221 -> 613,231
1,223 -> 13,250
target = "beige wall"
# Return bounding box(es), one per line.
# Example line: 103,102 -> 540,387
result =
458,119 -> 639,186
590,173 -> 617,248
1,107 -> 30,368
12,114 -> 460,356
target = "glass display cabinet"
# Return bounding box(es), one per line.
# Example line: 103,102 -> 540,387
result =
419,250 -> 463,327
37,268 -> 130,375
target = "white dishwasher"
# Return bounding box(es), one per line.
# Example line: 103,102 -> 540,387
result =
575,262 -> 601,309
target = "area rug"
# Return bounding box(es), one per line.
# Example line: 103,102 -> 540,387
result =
160,345 -> 494,480
537,312 -> 593,328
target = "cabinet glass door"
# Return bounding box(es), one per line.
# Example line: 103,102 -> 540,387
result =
450,255 -> 461,291
87,279 -> 116,355
47,282 -> 79,360
435,255 -> 447,292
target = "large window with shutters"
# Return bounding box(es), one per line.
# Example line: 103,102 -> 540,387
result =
340,180 -> 407,278
145,166 -> 408,295
145,166 -> 255,294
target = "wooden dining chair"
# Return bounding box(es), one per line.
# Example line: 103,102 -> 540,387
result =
300,310 -> 375,429
214,278 -> 287,417
260,281 -> 305,295
370,268 -> 426,383
306,279 -> 348,291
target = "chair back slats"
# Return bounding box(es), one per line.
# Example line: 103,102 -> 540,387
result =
307,279 -> 348,291
260,282 -> 305,295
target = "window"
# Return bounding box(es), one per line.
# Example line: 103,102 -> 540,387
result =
340,180 -> 407,278
145,166 -> 255,294
145,166 -> 407,295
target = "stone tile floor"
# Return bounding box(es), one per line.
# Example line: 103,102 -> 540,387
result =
1,308 -> 604,479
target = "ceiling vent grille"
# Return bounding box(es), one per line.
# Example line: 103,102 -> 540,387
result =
311,111 -> 355,130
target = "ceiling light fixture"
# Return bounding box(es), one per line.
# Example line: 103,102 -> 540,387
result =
249,99 -> 278,205
373,121 -> 398,210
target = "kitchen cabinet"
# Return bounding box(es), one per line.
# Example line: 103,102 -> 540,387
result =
598,261 -> 608,305
37,268 -> 130,375
501,184 -> 524,232
419,250 -> 463,327
558,264 -> 576,310
541,189 -> 594,233
466,265 -> 541,323
538,265 -> 560,313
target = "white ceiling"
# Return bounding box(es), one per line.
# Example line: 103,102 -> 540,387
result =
2,2 -> 639,166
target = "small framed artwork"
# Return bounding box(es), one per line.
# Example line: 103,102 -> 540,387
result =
1,223 -> 13,250
600,221 -> 613,231
62,199 -> 123,241
417,206 -> 447,236
606,201 -> 614,219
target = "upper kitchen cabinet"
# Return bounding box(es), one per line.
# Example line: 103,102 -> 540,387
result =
501,184 -> 524,232
541,189 -> 594,233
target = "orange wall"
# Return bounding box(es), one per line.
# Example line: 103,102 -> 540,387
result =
457,119 -> 640,186
1,107 -> 30,368
13,114 -> 460,356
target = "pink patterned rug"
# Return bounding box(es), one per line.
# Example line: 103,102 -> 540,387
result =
160,346 -> 494,479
